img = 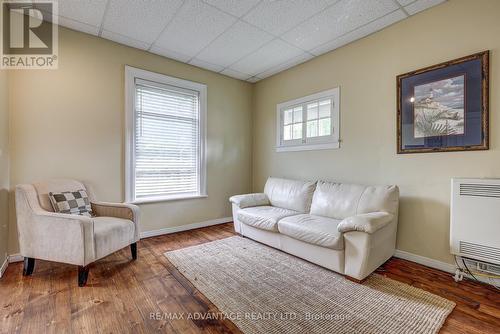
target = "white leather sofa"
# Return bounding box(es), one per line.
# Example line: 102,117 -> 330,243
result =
229,177 -> 399,281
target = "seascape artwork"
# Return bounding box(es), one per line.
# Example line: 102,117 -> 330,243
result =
413,75 -> 465,138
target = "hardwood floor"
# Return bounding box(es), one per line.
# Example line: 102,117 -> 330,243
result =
1,223 -> 499,333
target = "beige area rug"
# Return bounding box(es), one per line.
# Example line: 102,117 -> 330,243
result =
165,236 -> 455,334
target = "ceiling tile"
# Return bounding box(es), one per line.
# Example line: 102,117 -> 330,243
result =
150,46 -> 192,63
196,21 -> 274,68
189,58 -> 225,72
246,76 -> 262,83
221,68 -> 252,80
257,52 -> 313,79
57,17 -> 100,36
154,0 -> 237,57
283,0 -> 399,51
243,0 -> 335,36
230,39 -> 303,76
397,0 -> 415,5
102,0 -> 183,44
51,0 -> 107,27
405,0 -> 446,15
204,0 -> 261,17
101,30 -> 151,50
311,9 -> 407,55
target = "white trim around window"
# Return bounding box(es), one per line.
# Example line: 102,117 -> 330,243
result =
276,88 -> 340,152
125,66 -> 207,203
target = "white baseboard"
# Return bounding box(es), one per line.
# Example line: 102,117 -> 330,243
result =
140,216 -> 232,239
394,249 -> 499,286
394,249 -> 456,274
8,254 -> 23,263
0,257 -> 8,278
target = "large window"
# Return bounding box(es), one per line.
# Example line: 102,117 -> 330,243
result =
125,66 -> 207,203
276,88 -> 340,152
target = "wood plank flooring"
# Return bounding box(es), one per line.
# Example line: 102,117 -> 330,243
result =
1,223 -> 499,333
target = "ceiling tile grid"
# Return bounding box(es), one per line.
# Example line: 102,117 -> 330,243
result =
34,0 -> 447,82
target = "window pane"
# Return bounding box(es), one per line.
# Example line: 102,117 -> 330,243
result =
283,109 -> 293,125
293,107 -> 303,123
307,120 -> 318,137
292,123 -> 302,139
283,124 -> 292,140
134,82 -> 200,199
307,103 -> 318,120
319,100 -> 331,118
319,118 -> 331,136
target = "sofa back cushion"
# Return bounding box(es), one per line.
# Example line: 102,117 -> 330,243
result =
264,177 -> 316,212
310,181 -> 399,219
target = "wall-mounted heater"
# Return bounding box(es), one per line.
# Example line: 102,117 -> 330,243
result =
450,178 -> 500,267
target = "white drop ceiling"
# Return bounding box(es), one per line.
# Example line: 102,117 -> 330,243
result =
37,0 -> 446,82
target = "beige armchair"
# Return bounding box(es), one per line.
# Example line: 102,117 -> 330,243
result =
15,179 -> 140,286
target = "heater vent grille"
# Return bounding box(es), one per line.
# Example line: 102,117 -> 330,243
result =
459,241 -> 500,264
459,183 -> 500,198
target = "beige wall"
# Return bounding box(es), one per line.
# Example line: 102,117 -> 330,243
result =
252,0 -> 500,264
8,27 -> 253,254
0,69 -> 8,266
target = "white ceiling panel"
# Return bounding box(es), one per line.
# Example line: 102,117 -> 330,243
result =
101,30 -> 150,50
283,0 -> 399,51
153,0 -> 236,58
150,45 -> 192,63
50,0 -> 445,82
189,58 -> 225,73
243,0 -> 336,36
102,0 -> 183,44
246,76 -> 262,83
221,68 -> 251,80
204,0 -> 261,17
230,39 -> 303,76
397,0 -> 415,5
405,0 -> 446,15
196,21 -> 274,68
257,52 -> 313,79
57,16 -> 100,36
311,9 -> 407,56
55,0 -> 107,27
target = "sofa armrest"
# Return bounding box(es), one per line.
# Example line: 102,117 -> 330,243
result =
229,193 -> 269,209
338,212 -> 394,234
91,201 -> 140,242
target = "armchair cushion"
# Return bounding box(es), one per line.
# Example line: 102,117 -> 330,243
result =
229,193 -> 270,209
337,212 -> 394,234
93,217 -> 135,260
49,189 -> 93,217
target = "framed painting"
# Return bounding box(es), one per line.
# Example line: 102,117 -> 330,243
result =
397,51 -> 489,154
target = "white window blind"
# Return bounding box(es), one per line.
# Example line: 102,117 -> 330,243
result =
125,66 -> 207,203
276,88 -> 340,152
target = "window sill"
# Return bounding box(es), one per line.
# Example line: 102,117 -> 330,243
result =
276,142 -> 340,152
131,194 -> 208,204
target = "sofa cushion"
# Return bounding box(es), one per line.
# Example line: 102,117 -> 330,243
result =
311,182 -> 366,219
238,206 -> 298,232
278,214 -> 343,250
264,177 -> 316,212
93,217 -> 135,260
310,181 -> 400,219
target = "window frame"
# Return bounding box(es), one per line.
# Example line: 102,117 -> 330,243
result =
276,87 -> 340,152
125,65 -> 207,204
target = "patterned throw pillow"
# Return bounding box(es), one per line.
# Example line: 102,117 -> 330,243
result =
48,189 -> 94,217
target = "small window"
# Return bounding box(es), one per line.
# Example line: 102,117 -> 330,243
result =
276,88 -> 340,152
125,66 -> 207,203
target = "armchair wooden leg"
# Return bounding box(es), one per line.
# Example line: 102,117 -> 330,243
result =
78,266 -> 90,287
23,257 -> 35,276
131,242 -> 137,260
